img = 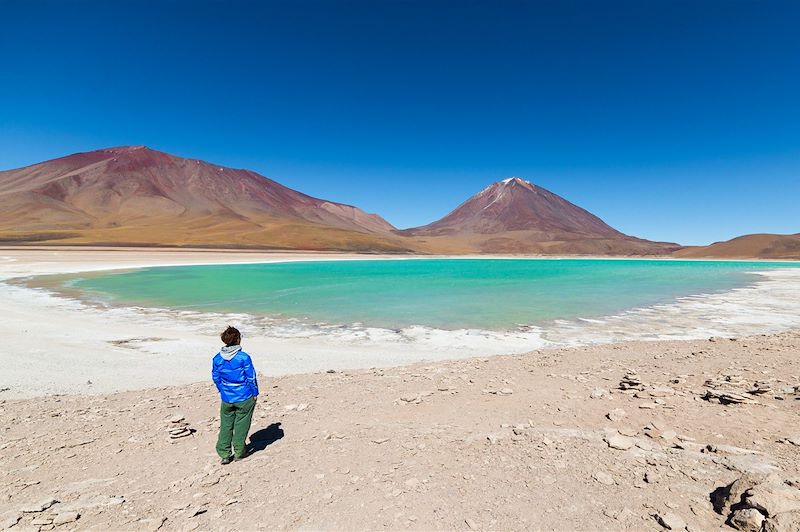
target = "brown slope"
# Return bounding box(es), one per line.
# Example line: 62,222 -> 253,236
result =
402,177 -> 679,255
0,146 -> 411,251
674,233 -> 800,260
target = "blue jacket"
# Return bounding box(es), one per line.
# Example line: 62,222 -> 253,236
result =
212,345 -> 259,403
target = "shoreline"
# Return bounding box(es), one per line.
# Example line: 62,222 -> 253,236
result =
2,248 -> 800,400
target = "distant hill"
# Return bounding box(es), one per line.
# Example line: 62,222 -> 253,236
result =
674,233 -> 800,260
401,177 -> 680,255
0,146 -> 412,252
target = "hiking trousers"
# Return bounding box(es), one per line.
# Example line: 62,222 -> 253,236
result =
216,396 -> 256,458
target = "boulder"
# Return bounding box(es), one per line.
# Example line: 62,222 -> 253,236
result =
763,511 -> 800,532
744,483 -> 800,516
729,508 -> 764,531
713,473 -> 775,514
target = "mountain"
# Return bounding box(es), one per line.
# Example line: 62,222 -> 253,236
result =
402,177 -> 679,255
674,233 -> 800,260
0,146 -> 412,251
0,150 -> 680,255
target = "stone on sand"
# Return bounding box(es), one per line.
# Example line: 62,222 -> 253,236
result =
604,434 -> 635,450
53,511 -> 80,525
729,508 -> 764,532
21,498 -> 58,513
606,408 -> 627,422
655,511 -> 687,530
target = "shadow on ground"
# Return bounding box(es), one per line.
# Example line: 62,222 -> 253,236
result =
248,423 -> 284,454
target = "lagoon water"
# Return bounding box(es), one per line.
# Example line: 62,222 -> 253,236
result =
60,259 -> 800,331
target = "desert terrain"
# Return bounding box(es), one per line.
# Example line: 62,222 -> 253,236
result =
1,248 -> 800,531
2,330 -> 800,531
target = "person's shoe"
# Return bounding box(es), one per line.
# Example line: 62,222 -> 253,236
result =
234,450 -> 249,461
220,455 -> 234,465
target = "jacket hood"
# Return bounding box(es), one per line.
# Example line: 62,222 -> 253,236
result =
220,345 -> 241,360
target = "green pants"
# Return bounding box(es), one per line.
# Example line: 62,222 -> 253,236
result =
216,396 -> 256,458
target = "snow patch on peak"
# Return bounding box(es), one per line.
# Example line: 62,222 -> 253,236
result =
501,177 -> 533,186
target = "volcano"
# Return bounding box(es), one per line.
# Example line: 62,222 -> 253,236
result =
0,146 -> 410,251
402,177 -> 679,255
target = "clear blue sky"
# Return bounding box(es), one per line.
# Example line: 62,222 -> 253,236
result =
1,0 -> 798,245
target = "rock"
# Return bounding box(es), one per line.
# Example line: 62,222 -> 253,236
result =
465,518 -> 477,529
785,435 -> 800,447
648,387 -> 676,397
763,511 -> 800,532
167,413 -> 185,423
30,517 -> 53,526
619,372 -> 646,391
644,470 -> 661,484
21,498 -> 59,512
703,389 -> 758,405
400,394 -> 420,403
189,507 -> 207,517
661,430 -> 677,441
604,434 -> 634,450
713,473 -> 773,514
744,483 -> 800,516
372,438 -> 390,444
748,382 -> 773,395
0,514 -> 21,529
655,511 -> 687,530
593,471 -> 615,485
607,408 -> 627,422
53,511 -> 80,525
64,494 -> 125,510
404,478 -> 420,489
296,403 -> 309,412
499,388 -> 514,395
729,508 -> 764,532
639,402 -> 658,409
136,517 -> 167,532
590,388 -> 608,399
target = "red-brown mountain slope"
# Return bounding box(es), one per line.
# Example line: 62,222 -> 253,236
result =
402,177 -> 679,255
674,233 -> 800,260
0,146 -> 410,251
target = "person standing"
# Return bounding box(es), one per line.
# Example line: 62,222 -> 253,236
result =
212,326 -> 259,464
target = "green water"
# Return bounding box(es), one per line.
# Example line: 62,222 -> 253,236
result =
56,259 -> 800,330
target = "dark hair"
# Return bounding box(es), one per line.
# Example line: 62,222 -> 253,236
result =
221,326 -> 241,347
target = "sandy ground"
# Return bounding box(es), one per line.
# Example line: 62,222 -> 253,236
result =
2,248 -> 800,531
2,331 -> 800,531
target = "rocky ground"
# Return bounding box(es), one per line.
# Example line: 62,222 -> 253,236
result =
2,331 -> 800,531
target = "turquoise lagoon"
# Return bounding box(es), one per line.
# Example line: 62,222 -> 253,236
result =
55,259 -> 800,332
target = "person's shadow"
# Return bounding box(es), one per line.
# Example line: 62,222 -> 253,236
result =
247,423 -> 284,455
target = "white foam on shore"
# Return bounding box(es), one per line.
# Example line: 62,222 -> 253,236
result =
3,262 -> 800,397
538,268 -> 800,345
12,267 -> 800,356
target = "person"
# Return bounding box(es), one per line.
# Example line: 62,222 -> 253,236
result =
212,326 -> 259,464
